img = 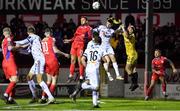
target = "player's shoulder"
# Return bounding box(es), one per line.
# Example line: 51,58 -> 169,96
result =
161,56 -> 167,60
98,25 -> 106,29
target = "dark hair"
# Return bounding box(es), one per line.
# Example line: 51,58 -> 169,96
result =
45,27 -> 53,33
81,16 -> 88,21
27,25 -> 35,33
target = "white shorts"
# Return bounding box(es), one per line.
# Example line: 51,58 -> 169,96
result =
101,45 -> 114,55
30,57 -> 45,75
85,67 -> 99,88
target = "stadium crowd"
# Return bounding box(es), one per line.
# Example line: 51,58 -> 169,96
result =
0,15 -> 180,67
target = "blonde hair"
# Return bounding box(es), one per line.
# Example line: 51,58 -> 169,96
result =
3,27 -> 11,35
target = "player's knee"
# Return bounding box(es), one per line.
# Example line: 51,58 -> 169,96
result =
10,76 -> 18,83
71,59 -> 76,64
36,76 -> 42,84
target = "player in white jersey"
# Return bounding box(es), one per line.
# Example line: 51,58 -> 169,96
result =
93,17 -> 124,81
70,32 -> 103,108
15,26 -> 54,104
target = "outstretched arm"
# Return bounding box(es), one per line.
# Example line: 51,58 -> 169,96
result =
166,58 -> 177,74
15,36 -> 33,45
53,38 -> 70,58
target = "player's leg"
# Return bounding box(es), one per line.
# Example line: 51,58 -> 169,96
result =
130,55 -> 139,91
37,74 -> 55,104
145,73 -> 158,100
159,76 -> 168,97
125,63 -> 133,88
2,62 -> 18,104
8,76 -> 18,104
78,56 -> 84,80
68,54 -> 76,82
91,72 -> 100,108
68,45 -> 77,82
40,73 -> 51,103
50,75 -> 57,95
37,59 -> 55,104
103,55 -> 113,81
27,72 -> 38,103
77,46 -> 84,80
109,54 -> 124,80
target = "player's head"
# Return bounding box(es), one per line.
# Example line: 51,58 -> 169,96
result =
44,27 -> 53,37
80,16 -> 88,25
3,27 -> 11,37
154,49 -> 161,58
106,17 -> 114,28
27,25 -> 36,34
127,24 -> 135,34
92,31 -> 101,44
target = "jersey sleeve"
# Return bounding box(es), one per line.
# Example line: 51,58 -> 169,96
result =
15,36 -> 33,45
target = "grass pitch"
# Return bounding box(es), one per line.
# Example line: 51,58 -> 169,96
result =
1,97 -> 180,110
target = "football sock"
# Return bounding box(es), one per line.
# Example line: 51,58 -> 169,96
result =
162,82 -> 166,92
50,84 -> 56,94
112,62 -> 120,76
92,91 -> 98,106
42,83 -> 51,99
70,63 -> 75,77
103,63 -> 111,77
5,82 -> 16,95
79,64 -> 84,79
28,80 -> 36,98
147,87 -> 153,96
39,81 -> 54,99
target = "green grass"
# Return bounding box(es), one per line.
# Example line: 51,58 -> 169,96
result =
1,97 -> 180,110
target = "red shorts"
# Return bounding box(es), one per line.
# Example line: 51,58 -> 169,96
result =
151,73 -> 165,81
70,42 -> 84,57
2,59 -> 17,79
45,58 -> 59,76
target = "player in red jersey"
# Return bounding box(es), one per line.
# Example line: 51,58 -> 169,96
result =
64,16 -> 92,82
40,28 -> 69,103
145,49 -> 177,100
1,27 -> 23,104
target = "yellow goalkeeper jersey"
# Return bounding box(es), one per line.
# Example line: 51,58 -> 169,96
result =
122,33 -> 137,57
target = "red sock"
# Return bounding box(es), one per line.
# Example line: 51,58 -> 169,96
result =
9,89 -> 15,98
70,64 -> 75,76
50,84 -> 56,94
147,87 -> 153,96
79,64 -> 84,78
42,83 -> 51,97
162,83 -> 166,92
5,82 -> 16,95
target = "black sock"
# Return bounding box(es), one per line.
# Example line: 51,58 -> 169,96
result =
133,72 -> 138,84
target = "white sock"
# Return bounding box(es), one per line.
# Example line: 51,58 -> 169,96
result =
92,91 -> 98,106
103,63 -> 111,77
4,93 -> 8,97
112,62 -> 120,76
8,97 -> 12,101
81,82 -> 96,90
39,81 -> 54,99
28,80 -> 36,98
41,96 -> 45,99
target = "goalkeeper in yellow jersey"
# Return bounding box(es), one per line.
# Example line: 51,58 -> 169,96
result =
120,24 -> 139,91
